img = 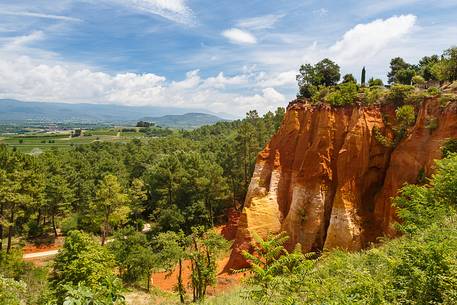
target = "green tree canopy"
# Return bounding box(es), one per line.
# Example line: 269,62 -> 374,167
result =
297,58 -> 341,98
51,230 -> 116,301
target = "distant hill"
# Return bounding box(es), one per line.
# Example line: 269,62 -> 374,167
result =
0,99 -> 232,124
141,113 -> 227,129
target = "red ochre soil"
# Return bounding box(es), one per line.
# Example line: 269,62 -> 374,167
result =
23,237 -> 64,254
152,208 -> 243,293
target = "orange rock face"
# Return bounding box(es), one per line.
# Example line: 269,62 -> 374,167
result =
227,98 -> 457,270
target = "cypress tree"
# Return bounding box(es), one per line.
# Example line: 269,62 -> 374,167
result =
361,66 -> 366,86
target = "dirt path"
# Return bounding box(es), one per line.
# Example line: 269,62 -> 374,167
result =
23,250 -> 59,259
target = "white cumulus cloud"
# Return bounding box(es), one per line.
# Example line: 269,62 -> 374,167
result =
330,14 -> 417,64
222,28 -> 257,45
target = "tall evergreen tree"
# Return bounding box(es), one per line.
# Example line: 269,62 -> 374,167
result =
94,174 -> 128,245
361,67 -> 366,86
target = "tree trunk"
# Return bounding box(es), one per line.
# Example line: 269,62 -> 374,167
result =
178,259 -> 185,303
101,211 -> 109,246
206,198 -> 214,227
101,223 -> 106,246
52,214 -> 58,238
36,209 -> 41,227
230,177 -> 236,207
147,271 -> 151,292
7,209 -> 14,254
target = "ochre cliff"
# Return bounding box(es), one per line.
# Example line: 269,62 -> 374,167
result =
227,98 -> 457,270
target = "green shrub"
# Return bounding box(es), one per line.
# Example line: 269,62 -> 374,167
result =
395,105 -> 416,127
363,86 -> 386,105
368,78 -> 384,87
325,82 -> 358,106
412,75 -> 426,86
0,251 -> 49,305
50,230 -> 116,302
442,138 -> 457,157
426,87 -> 441,96
439,93 -> 457,106
61,214 -> 79,235
0,275 -> 26,305
311,86 -> 330,104
387,84 -> 414,105
405,91 -> 426,105
373,127 -> 392,147
62,276 -> 125,305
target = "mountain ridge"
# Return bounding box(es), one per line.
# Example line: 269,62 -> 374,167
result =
0,99 -> 235,124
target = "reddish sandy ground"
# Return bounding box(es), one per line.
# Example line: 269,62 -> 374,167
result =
151,254 -> 244,295
23,237 -> 64,254
151,208 -> 243,294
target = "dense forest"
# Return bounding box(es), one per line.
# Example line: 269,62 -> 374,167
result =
0,108 -> 284,304
1,46 -> 457,305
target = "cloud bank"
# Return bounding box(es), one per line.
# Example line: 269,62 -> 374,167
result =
0,13 -> 431,116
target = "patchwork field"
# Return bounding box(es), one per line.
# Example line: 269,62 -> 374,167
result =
0,128 -> 147,153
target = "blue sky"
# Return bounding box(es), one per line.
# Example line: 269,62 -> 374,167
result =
0,0 -> 456,116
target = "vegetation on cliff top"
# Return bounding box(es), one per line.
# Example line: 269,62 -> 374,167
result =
296,46 -> 457,107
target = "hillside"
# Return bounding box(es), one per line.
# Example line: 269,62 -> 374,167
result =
0,99 -> 229,124
141,113 -> 227,129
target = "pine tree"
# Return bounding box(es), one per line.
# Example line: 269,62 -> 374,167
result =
94,174 -> 128,245
129,178 -> 147,231
45,174 -> 73,238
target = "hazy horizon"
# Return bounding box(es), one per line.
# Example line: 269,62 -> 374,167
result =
0,1 -> 456,116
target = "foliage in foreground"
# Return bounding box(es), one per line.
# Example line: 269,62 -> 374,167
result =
213,154 -> 457,305
50,230 -> 116,303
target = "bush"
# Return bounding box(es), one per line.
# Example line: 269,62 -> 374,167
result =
50,230 -> 116,301
440,94 -> 457,106
363,86 -> 386,105
388,84 -> 414,105
412,75 -> 425,86
325,82 -> 358,106
61,214 -> 79,235
395,68 -> 416,85
342,73 -> 357,83
405,91 -> 426,105
310,86 -> 330,104
0,251 -> 49,304
62,276 -> 125,305
442,138 -> 457,157
0,275 -> 26,305
395,105 -> 416,127
426,87 -> 441,96
373,127 -> 392,147
368,78 -> 384,87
